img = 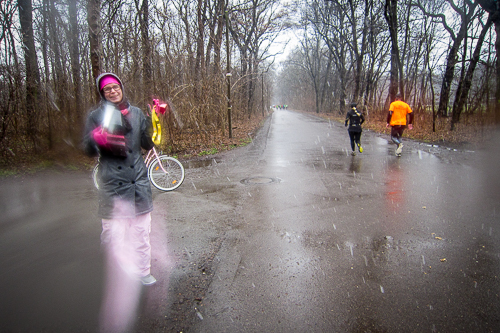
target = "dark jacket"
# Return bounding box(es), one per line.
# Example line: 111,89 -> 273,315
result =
345,107 -> 365,133
83,73 -> 154,219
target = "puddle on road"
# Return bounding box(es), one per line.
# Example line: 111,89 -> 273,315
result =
240,177 -> 281,185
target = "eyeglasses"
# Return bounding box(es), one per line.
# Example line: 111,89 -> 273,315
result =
103,85 -> 121,93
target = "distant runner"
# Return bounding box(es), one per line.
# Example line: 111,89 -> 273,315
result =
386,93 -> 413,156
345,102 -> 365,156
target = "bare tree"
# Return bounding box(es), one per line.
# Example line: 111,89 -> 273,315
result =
206,0 -> 225,75
276,49 -> 318,111
347,0 -> 370,103
362,1 -> 390,109
227,1 -> 257,118
4,0 -> 496,166
87,0 -> 101,100
18,0 -> 41,150
298,26 -> 331,114
307,0 -> 350,113
0,1 -> 21,150
412,0 -> 479,117
476,0 -> 500,124
173,0 -> 194,77
68,0 -> 83,139
451,12 -> 492,130
135,0 -> 152,105
384,0 -> 401,103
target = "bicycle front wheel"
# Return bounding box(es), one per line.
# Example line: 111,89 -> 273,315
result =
148,156 -> 185,191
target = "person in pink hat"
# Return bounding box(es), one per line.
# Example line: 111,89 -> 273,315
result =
83,73 -> 157,286
84,73 -> 157,331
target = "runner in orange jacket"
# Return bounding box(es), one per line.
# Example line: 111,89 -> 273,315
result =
386,93 -> 414,156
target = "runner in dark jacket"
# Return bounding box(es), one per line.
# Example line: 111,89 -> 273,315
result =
345,102 -> 365,156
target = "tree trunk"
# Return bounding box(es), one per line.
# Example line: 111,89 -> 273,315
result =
195,0 -> 205,118
41,0 -> 53,149
18,0 -> 41,151
320,53 -> 333,113
138,0 -> 152,104
179,1 -> 194,77
68,0 -> 82,139
476,0 -> 500,124
48,1 -> 69,138
437,36 -> 462,117
349,0 -> 361,102
384,0 -> 400,104
495,18 -> 500,124
212,0 -> 225,75
87,0 -> 101,100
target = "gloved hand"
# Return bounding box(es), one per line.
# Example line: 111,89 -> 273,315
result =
92,126 -> 126,150
92,126 -> 108,146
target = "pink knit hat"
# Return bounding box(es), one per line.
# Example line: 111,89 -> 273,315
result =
99,75 -> 120,90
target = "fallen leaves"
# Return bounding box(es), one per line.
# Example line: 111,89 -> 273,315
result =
431,232 -> 443,240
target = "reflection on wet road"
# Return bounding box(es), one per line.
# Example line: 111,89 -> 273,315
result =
189,109 -> 499,332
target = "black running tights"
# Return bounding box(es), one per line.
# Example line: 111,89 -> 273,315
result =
348,131 -> 361,151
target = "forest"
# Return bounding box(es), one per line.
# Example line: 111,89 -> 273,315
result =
275,0 -> 500,144
1,0 -> 499,169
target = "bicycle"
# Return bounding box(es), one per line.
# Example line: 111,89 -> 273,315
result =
93,99 -> 185,192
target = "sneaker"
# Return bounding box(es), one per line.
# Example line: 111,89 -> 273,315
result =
140,274 -> 157,286
351,151 -> 356,156
358,144 -> 363,153
395,143 -> 403,155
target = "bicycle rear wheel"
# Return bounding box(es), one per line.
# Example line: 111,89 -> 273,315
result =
92,164 -> 100,189
148,156 -> 185,191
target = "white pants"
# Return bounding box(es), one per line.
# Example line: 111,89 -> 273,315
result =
101,213 -> 152,277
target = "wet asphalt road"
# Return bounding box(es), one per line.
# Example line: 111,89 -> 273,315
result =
1,109 -> 499,332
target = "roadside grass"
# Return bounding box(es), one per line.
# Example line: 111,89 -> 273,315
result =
198,147 -> 219,156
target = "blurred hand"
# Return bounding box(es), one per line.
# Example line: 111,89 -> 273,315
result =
386,124 -> 390,128
92,127 -> 108,146
408,124 -> 413,130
